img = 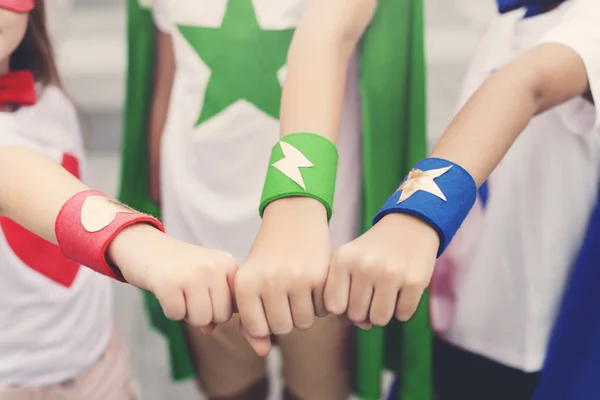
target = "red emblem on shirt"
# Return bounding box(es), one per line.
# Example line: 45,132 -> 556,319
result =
0,153 -> 82,287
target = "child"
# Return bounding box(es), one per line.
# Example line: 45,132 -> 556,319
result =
0,2 -> 236,399
235,1 -> 434,399
118,0 -> 433,398
319,0 -> 600,399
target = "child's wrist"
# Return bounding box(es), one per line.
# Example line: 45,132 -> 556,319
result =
373,157 -> 477,256
55,190 -> 164,282
107,223 -> 164,283
377,213 -> 441,247
262,196 -> 328,221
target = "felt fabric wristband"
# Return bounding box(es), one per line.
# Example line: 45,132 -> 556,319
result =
372,158 -> 477,256
55,189 -> 164,282
259,132 -> 338,220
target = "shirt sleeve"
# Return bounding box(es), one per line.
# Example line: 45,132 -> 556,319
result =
152,0 -> 172,34
540,0 -> 600,128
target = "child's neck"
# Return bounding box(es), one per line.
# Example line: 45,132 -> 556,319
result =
0,58 -> 9,76
0,60 -> 14,111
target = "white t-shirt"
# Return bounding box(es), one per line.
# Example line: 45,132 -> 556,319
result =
152,0 -> 362,262
431,0 -> 600,372
0,86 -> 113,386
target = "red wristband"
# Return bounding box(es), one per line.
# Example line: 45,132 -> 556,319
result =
55,190 -> 164,282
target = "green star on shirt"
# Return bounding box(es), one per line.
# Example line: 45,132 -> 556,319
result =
178,0 -> 295,127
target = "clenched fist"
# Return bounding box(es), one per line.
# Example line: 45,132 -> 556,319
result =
107,224 -> 238,332
325,213 -> 439,327
235,197 -> 331,355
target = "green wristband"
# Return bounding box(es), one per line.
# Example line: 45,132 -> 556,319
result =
259,132 -> 338,220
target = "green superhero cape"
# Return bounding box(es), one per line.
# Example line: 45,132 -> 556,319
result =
118,0 -> 195,380
357,1 -> 431,399
118,0 -> 432,398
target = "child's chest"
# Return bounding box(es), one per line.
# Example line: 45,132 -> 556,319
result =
0,101 -> 82,163
161,0 -> 306,115
160,0 -> 307,88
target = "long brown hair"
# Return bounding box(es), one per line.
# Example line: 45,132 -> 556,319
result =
8,1 -> 93,137
9,0 -> 61,86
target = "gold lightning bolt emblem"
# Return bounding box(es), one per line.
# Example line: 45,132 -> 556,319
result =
272,141 -> 313,190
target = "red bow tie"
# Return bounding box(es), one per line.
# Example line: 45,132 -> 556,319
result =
0,71 -> 37,108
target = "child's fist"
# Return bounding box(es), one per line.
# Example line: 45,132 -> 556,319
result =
108,224 -> 238,329
235,197 -> 332,355
324,213 -> 438,327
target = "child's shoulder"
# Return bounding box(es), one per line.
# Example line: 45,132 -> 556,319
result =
37,85 -> 77,114
1,85 -> 83,150
151,0 -> 172,34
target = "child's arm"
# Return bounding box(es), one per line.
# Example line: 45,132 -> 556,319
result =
0,146 -> 236,330
325,0 -> 600,328
0,147 -> 87,240
431,42 -> 588,185
148,14 -> 176,204
236,0 -> 378,355
278,0 -> 377,143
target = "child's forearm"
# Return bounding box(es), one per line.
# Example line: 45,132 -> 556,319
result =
279,0 -> 377,142
0,149 -> 238,320
0,146 -> 164,285
0,147 -> 96,244
263,0 -> 377,217
431,43 -> 589,185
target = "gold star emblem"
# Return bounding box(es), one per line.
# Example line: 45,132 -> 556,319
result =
396,166 -> 452,203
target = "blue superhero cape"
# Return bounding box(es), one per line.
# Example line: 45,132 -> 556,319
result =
532,184 -> 600,399
493,2 -> 600,399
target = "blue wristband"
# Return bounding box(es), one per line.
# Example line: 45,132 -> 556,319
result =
372,158 -> 477,256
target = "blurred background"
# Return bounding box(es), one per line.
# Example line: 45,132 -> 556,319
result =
47,0 -> 496,398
